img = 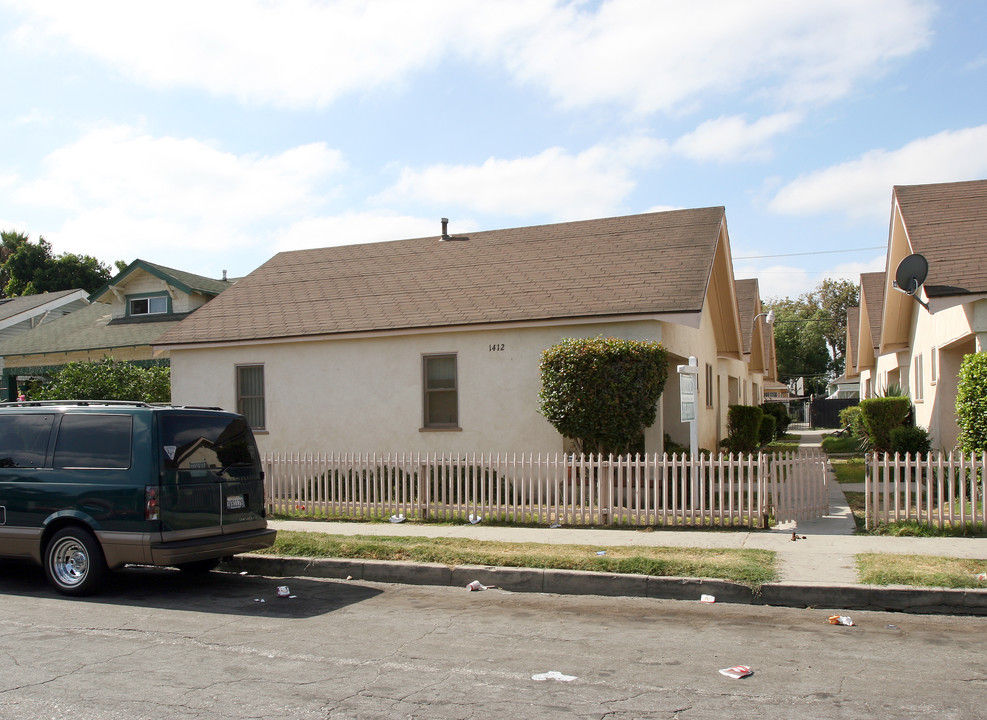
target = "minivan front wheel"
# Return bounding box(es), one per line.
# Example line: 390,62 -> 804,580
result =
44,527 -> 108,596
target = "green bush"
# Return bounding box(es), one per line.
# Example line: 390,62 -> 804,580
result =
889,426 -> 931,456
759,402 -> 790,436
839,405 -> 864,437
758,414 -> 776,447
957,352 -> 987,454
33,358 -> 170,403
724,405 -> 764,454
858,396 -> 911,453
539,337 -> 669,455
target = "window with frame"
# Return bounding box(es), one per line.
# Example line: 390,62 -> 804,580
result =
129,295 -> 169,316
423,354 -> 458,428
705,363 -> 714,408
236,365 -> 265,430
930,347 -> 938,385
914,354 -> 924,402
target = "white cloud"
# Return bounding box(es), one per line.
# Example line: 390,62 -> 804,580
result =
13,125 -> 346,269
4,0 -> 934,114
505,0 -> 933,114
378,137 -> 668,220
272,212 -> 450,254
4,0 -> 556,109
673,113 -> 802,162
769,125 -> 987,220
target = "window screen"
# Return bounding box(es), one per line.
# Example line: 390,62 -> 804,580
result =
423,354 -> 458,427
237,365 -> 265,430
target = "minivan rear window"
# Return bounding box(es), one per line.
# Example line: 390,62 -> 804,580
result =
159,414 -> 260,472
0,414 -> 53,468
54,414 -> 133,469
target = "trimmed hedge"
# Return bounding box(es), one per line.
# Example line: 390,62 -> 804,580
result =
725,405 -> 764,454
858,396 -> 911,453
957,352 -> 987,454
759,402 -> 790,436
759,414 -> 777,447
890,426 -> 931,456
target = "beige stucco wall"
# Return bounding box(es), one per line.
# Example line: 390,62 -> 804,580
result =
171,310 -> 737,455
874,297 -> 985,450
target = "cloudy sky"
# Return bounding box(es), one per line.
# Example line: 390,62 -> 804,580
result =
1,0 -> 985,299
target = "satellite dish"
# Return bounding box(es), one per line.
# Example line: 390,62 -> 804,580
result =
894,253 -> 928,296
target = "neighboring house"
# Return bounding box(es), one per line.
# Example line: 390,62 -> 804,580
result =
0,289 -> 90,344
825,374 -> 859,399
735,278 -> 775,405
156,208 -> 770,455
854,271 -> 885,400
870,179 -> 987,451
0,260 -> 233,400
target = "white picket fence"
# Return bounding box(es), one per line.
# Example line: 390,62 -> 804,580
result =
865,451 -> 987,530
262,449 -> 828,528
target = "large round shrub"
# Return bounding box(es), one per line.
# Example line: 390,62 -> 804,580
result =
957,352 -> 987,454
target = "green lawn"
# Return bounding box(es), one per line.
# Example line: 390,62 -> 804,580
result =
830,457 -> 866,483
857,553 -> 987,588
261,530 -> 778,589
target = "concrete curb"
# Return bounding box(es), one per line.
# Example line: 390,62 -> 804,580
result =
222,554 -> 987,616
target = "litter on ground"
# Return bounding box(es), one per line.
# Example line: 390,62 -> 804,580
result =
829,615 -> 854,626
532,671 -> 577,682
389,514 -> 406,523
468,513 -> 482,524
700,594 -> 716,603
976,572 -> 986,581
550,522 -> 562,529
467,580 -> 488,591
596,550 -> 607,556
719,665 -> 754,679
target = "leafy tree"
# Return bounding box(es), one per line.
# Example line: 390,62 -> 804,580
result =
767,278 -> 858,395
539,337 -> 669,456
957,352 -> 987,454
32,358 -> 171,403
0,233 -> 112,296
0,230 -> 29,297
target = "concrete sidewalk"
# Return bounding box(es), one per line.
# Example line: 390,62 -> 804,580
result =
240,430 -> 987,614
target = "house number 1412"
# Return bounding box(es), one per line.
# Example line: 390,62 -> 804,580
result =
489,344 -> 505,352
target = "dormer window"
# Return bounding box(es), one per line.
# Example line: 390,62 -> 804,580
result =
128,294 -> 169,316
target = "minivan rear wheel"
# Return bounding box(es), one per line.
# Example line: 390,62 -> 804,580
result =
44,527 -> 108,596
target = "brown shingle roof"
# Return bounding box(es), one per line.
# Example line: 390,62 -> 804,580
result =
859,272 -> 885,352
156,208 -> 726,346
734,278 -> 759,355
894,179 -> 987,297
845,306 -> 859,375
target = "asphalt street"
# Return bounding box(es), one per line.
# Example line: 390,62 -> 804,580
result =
1,562 -> 985,720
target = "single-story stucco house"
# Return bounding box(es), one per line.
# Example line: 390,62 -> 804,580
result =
155,208 -> 775,455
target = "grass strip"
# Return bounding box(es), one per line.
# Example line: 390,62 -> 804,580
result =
261,530 -> 777,589
822,435 -> 865,454
830,457 -> 866,483
857,553 -> 987,589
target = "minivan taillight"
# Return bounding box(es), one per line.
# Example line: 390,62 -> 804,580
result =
145,486 -> 160,521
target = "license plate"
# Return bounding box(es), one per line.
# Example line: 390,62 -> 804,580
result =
226,495 -> 246,510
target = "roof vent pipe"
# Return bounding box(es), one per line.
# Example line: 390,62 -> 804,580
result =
440,218 -> 450,241
222,269 -> 228,281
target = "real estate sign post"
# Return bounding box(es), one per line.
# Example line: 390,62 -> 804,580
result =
677,356 -> 699,457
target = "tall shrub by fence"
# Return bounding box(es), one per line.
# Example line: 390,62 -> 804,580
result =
263,450 -> 828,529
865,451 -> 987,530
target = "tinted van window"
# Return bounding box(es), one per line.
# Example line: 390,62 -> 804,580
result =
54,415 -> 133,469
160,414 -> 260,473
0,414 -> 53,468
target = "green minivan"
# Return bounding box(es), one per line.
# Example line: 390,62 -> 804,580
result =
0,401 -> 276,596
